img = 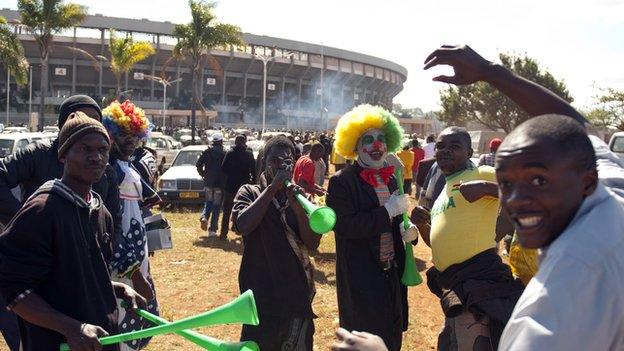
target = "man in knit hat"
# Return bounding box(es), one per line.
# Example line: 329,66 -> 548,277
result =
0,112 -> 146,351
0,95 -> 122,350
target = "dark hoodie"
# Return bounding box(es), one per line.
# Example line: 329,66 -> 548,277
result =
0,180 -> 119,351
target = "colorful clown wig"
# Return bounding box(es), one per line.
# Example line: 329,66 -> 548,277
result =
334,104 -> 404,159
102,100 -> 151,139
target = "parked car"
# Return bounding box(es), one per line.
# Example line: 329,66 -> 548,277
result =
608,131 -> 624,162
2,126 -> 30,134
0,132 -> 46,159
157,145 -> 208,205
147,133 -> 182,169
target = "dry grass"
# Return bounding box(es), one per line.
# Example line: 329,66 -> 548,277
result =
143,204 -> 443,351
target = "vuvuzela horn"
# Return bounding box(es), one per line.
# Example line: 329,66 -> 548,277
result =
285,180 -> 336,234
137,309 -> 259,351
59,290 -> 259,350
394,168 -> 423,287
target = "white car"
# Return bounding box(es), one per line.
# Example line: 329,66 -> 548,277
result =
157,145 -> 208,205
147,133 -> 182,169
609,131 -> 624,163
2,126 -> 30,134
0,132 -> 46,159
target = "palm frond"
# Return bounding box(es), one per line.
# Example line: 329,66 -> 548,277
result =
0,16 -> 29,85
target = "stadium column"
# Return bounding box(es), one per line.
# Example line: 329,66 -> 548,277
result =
99,29 -> 104,96
150,35 -> 160,100
297,56 -> 311,110
71,27 -> 76,94
280,56 -> 293,107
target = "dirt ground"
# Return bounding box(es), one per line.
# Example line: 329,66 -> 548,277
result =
143,205 -> 443,351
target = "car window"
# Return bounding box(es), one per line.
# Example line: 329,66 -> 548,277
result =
0,139 -> 14,158
16,139 -> 29,151
172,150 -> 203,167
612,136 -> 624,153
147,138 -> 168,149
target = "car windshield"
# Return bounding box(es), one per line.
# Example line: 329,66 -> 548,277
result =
612,136 -> 624,153
147,137 -> 168,149
0,139 -> 14,158
172,150 -> 203,167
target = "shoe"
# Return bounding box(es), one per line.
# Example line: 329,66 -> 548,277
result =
200,218 -> 207,231
208,230 -> 217,237
219,233 -> 227,240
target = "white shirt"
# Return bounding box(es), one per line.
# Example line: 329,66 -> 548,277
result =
423,142 -> 435,159
499,184 -> 624,350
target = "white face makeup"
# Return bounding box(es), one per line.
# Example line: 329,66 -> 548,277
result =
357,128 -> 387,168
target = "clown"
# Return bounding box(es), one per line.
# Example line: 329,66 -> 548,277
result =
102,100 -> 160,351
326,104 -> 418,351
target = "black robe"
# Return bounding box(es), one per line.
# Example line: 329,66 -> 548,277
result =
0,180 -> 119,351
326,164 -> 408,351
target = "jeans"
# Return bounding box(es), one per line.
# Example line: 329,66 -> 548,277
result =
220,192 -> 236,237
201,187 -> 223,231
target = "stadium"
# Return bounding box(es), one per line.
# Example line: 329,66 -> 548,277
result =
0,9 -> 432,133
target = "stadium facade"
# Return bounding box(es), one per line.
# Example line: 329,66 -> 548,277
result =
0,9 -> 412,131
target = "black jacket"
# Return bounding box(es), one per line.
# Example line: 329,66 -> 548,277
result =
196,144 -> 226,188
326,164 -> 408,351
0,180 -> 119,351
0,139 -> 121,232
222,145 -> 256,194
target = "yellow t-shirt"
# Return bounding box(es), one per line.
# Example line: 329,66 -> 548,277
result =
430,165 -> 499,271
396,150 -> 414,180
509,232 -> 538,286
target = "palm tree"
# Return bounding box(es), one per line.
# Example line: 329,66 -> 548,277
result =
173,0 -> 243,142
0,16 -> 29,86
108,30 -> 155,98
18,0 -> 86,130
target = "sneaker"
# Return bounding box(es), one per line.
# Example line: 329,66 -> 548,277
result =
200,218 -> 207,231
208,230 -> 217,237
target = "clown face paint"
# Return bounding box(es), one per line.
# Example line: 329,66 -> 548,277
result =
357,128 -> 387,168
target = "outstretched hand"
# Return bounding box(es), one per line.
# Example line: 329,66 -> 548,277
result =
332,328 -> 388,351
424,45 -> 493,85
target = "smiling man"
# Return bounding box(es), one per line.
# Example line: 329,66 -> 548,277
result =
423,44 -> 624,350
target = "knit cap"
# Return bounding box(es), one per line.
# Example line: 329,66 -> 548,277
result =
58,95 -> 102,129
58,111 -> 110,159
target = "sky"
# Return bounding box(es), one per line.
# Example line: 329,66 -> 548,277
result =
2,0 -> 623,112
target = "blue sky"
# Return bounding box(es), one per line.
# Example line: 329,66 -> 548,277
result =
2,0 -> 623,111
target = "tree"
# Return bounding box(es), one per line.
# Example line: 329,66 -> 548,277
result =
587,88 -> 624,130
108,30 -> 155,98
437,53 -> 573,133
173,0 -> 243,142
18,0 -> 86,130
0,16 -> 29,86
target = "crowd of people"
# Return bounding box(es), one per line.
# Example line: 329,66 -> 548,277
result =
0,43 -> 622,351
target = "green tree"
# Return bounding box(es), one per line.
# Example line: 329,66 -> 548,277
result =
108,30 -> 155,98
18,0 -> 86,130
173,0 -> 243,141
0,16 -> 29,86
437,53 -> 573,133
587,88 -> 624,130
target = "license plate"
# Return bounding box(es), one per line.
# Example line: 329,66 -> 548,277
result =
179,192 -> 199,198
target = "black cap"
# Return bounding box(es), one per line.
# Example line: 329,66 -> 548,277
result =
58,95 -> 102,129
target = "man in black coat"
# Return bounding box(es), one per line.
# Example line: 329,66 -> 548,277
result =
0,95 -> 121,351
220,134 -> 255,239
326,106 -> 419,351
196,132 -> 226,235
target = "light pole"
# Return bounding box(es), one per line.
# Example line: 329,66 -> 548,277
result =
144,75 -> 182,128
5,69 -> 9,125
28,65 -> 32,120
253,51 -> 293,133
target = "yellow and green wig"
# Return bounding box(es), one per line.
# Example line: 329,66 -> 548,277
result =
334,104 -> 404,159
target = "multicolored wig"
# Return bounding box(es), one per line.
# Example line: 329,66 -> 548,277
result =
102,100 -> 151,139
334,104 -> 404,159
